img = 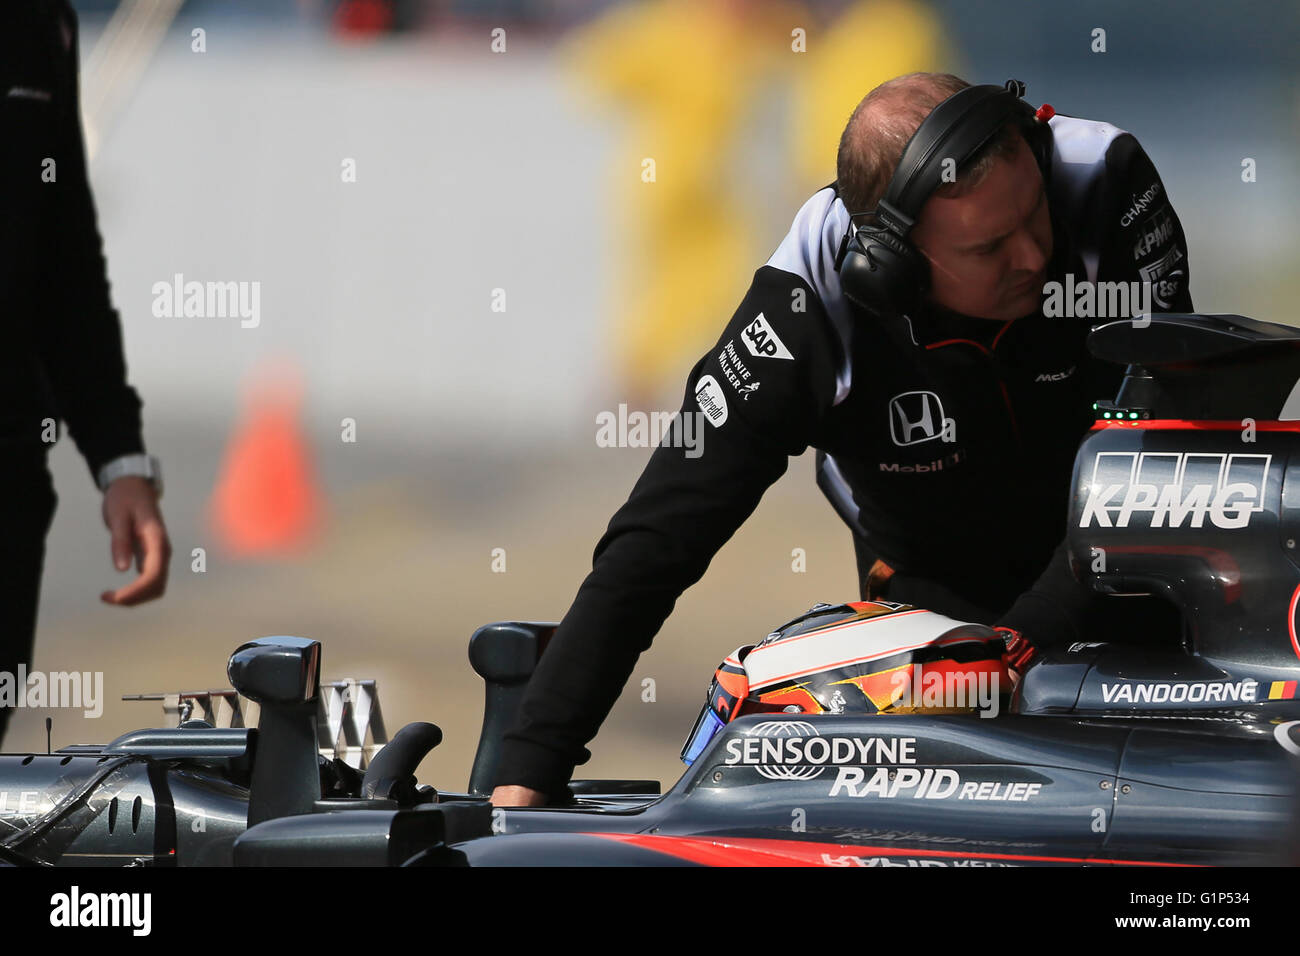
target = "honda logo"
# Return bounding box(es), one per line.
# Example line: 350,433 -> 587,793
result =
888,391 -> 956,446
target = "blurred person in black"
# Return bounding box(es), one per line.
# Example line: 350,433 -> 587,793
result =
0,1 -> 171,745
491,72 -> 1195,807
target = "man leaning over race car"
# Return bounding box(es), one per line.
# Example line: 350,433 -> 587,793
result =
492,72 -> 1194,807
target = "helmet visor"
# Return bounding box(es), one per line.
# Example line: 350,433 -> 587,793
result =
679,704 -> 727,766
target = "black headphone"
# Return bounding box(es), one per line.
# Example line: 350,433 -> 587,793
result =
834,79 -> 1054,318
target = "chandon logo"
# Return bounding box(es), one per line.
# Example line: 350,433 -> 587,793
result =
1119,182 -> 1164,227
1079,452 -> 1270,530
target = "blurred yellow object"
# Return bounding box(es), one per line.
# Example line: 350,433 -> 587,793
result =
790,0 -> 957,192
562,0 -> 804,404
563,0 -> 956,401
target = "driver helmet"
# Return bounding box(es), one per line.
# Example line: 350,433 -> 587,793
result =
681,600 -> 1011,764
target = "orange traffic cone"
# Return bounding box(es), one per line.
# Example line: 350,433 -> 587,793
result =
209,363 -> 322,558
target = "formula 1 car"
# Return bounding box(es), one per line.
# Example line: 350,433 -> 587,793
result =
3,313 -> 1300,867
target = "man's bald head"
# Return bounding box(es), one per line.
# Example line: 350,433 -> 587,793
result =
835,72 -> 1022,217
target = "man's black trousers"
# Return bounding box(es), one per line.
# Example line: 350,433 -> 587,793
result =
0,452 -> 57,746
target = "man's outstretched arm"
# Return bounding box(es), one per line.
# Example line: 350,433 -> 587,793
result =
493,270 -> 839,803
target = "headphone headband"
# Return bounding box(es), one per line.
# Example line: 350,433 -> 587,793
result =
883,79 -> 1036,229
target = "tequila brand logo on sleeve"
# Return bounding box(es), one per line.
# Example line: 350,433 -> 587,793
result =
694,375 -> 729,427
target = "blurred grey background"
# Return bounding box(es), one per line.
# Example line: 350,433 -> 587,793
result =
13,0 -> 1298,791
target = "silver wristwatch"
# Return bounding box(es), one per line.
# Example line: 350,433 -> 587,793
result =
96,453 -> 164,498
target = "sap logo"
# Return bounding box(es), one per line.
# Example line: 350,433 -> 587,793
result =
742,314 -> 794,360
1035,366 -> 1075,383
1079,452 -> 1270,530
888,391 -> 956,446
694,375 -> 729,427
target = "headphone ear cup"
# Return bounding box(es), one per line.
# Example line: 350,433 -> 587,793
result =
839,225 -> 929,316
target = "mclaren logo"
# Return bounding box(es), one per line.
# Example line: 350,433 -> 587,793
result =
888,391 -> 955,446
1079,452 -> 1270,530
1035,366 -> 1075,383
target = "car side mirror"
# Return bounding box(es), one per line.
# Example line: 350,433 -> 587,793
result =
228,637 -> 322,826
228,636 -> 320,705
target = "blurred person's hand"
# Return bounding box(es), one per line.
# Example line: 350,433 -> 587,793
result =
100,477 -> 171,606
491,785 -> 547,808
